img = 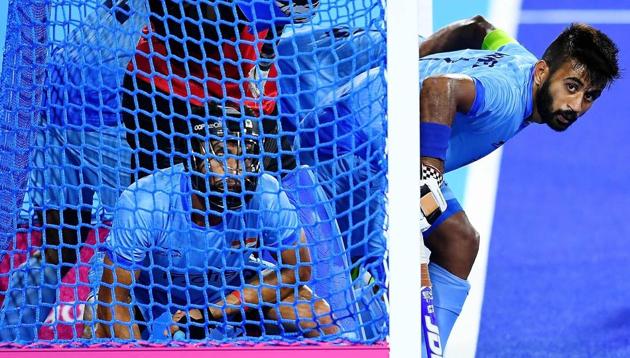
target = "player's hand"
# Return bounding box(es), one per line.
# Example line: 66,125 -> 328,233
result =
420,176 -> 447,232
208,306 -> 224,321
173,309 -> 218,340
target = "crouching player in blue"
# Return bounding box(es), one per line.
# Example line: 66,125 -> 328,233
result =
419,20 -> 619,349
93,104 -> 339,340
296,18 -> 620,352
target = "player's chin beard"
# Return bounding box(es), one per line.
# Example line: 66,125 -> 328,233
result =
536,80 -> 576,132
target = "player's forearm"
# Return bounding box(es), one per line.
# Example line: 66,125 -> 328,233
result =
420,75 -> 476,172
214,237 -> 312,317
261,266 -> 309,302
95,289 -> 140,339
111,306 -> 141,339
419,15 -> 494,57
96,258 -> 142,339
420,77 -> 458,172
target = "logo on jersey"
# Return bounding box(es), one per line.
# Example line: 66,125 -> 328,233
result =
247,66 -> 270,99
472,53 -> 508,68
421,52 -> 509,68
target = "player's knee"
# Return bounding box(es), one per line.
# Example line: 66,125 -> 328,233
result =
428,213 -> 480,260
461,224 -> 480,256
450,221 -> 480,259
428,218 -> 479,279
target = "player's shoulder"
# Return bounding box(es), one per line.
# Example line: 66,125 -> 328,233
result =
247,173 -> 284,212
256,173 -> 282,194
494,43 -> 537,64
120,165 -> 185,209
481,29 -> 537,62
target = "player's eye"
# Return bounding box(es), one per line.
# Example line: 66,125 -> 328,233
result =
211,141 -> 225,155
584,92 -> 595,103
566,83 -> 578,93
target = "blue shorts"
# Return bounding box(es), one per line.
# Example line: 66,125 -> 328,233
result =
423,180 -> 464,238
29,123 -> 131,214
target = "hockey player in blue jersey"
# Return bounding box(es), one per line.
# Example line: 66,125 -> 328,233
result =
4,0 -> 333,342
419,21 -> 619,348
295,18 -> 620,351
93,105 -> 338,340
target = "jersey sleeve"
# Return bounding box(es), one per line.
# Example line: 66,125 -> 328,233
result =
466,70 -> 522,121
259,177 -> 301,249
102,190 -> 153,267
300,67 -> 385,162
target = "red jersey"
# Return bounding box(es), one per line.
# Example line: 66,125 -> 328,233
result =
129,6 -> 278,114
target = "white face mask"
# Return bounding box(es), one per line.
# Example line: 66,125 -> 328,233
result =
189,130 -> 261,212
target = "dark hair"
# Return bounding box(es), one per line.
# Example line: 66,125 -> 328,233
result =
542,23 -> 620,88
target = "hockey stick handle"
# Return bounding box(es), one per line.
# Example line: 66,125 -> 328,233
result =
422,262 -> 443,357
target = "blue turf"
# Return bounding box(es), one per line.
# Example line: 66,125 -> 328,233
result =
477,10 -> 630,357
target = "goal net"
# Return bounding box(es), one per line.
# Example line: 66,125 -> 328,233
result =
0,0 -> 391,349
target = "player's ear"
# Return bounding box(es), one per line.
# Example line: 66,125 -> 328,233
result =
533,60 -> 549,87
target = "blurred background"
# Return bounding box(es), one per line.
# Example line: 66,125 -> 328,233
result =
436,0 -> 630,356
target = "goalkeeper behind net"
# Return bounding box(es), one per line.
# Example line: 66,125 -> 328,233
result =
0,0 -> 388,345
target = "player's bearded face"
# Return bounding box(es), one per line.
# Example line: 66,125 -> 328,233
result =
191,138 -> 260,211
537,61 -> 601,132
536,77 -> 578,132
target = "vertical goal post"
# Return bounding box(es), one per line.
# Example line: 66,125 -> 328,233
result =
387,0 -> 427,357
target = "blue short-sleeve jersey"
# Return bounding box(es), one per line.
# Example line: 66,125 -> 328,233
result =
419,43 -> 538,172
298,67 -> 386,172
276,26 -> 385,132
103,164 -> 300,306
